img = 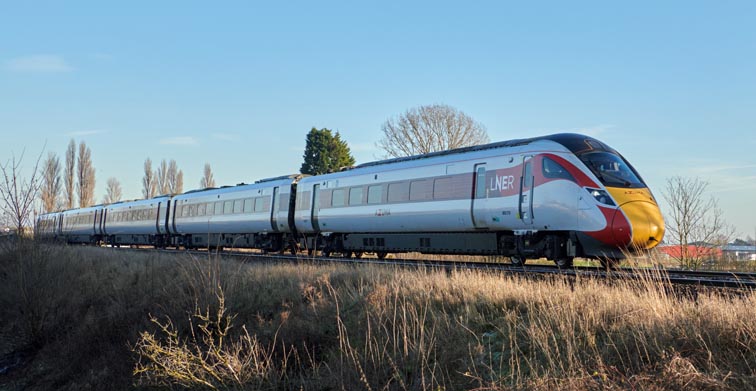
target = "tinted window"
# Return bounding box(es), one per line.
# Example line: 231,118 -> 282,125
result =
349,187 -> 363,206
388,182 -> 409,203
368,185 -> 382,204
433,178 -> 452,200
410,180 -> 431,201
523,161 -> 533,189
579,152 -> 645,188
542,157 -> 575,181
332,189 -> 346,207
475,167 -> 486,199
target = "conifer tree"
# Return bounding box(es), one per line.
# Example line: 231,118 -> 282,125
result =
300,128 -> 355,175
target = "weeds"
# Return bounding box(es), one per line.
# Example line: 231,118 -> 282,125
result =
1,244 -> 755,390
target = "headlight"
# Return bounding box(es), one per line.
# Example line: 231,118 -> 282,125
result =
586,188 -> 616,206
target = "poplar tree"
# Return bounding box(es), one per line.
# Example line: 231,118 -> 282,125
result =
40,152 -> 62,213
77,141 -> 95,207
64,139 -> 76,209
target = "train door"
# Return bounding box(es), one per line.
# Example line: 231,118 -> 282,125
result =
471,163 -> 489,228
519,156 -> 534,225
93,210 -> 99,235
163,200 -> 172,234
101,209 -> 107,235
270,187 -> 280,231
156,202 -> 162,233
171,201 -> 178,234
311,184 -> 321,231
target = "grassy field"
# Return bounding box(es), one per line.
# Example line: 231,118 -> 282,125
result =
1,242 -> 755,390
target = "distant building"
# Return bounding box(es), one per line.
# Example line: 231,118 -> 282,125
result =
657,245 -> 722,260
722,244 -> 756,261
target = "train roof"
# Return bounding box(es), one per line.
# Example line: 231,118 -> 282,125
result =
354,133 -> 616,170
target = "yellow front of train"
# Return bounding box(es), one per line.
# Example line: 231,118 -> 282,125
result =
606,187 -> 665,251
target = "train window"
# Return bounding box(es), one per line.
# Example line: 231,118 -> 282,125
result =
388,182 -> 409,203
198,203 -> 206,216
542,157 -> 575,181
523,162 -> 533,189
579,151 -> 645,188
410,180 -> 431,201
278,194 -> 288,212
233,199 -> 243,214
243,198 -> 253,213
433,177 -> 452,200
349,187 -> 363,206
182,206 -> 190,218
254,197 -> 264,212
223,201 -> 233,214
475,167 -> 487,199
190,205 -> 198,217
368,185 -> 382,204
332,189 -> 346,207
214,202 -> 223,215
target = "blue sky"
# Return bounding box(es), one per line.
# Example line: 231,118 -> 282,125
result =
2,1 -> 755,237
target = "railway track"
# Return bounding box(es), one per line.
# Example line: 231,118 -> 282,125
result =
114,246 -> 756,290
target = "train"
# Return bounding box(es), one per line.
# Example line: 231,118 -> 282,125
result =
36,133 -> 665,267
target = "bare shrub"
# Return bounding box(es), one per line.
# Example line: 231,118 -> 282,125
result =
133,288 -> 284,389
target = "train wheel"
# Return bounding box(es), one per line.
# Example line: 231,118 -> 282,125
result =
510,256 -> 525,266
555,257 -> 574,268
307,249 -> 315,257
352,251 -> 363,259
377,251 -> 388,259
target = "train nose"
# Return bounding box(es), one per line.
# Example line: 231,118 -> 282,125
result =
618,201 -> 665,250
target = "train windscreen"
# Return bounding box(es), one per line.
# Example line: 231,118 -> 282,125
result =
579,151 -> 645,188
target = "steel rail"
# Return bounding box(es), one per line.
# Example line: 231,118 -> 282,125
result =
109,246 -> 756,290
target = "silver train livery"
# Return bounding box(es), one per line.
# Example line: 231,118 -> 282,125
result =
36,133 -> 665,267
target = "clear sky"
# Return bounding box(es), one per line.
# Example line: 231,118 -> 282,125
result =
2,1 -> 755,238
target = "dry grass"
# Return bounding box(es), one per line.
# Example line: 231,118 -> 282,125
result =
1,242 -> 755,390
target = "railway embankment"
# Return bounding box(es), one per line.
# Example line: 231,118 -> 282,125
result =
1,242 -> 755,390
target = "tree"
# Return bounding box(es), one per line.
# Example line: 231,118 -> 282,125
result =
662,176 -> 734,269
142,158 -> 157,199
200,163 -> 216,188
0,149 -> 43,235
377,104 -> 489,158
300,128 -> 356,175
40,152 -> 62,213
103,177 -> 122,204
77,141 -> 96,207
64,139 -> 76,209
156,159 -> 169,195
167,160 -> 183,194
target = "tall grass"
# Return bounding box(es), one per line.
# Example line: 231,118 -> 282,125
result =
1,243 -> 755,390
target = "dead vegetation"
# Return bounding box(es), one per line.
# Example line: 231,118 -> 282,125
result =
1,242 -> 755,390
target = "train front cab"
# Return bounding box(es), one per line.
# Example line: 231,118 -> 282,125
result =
564,139 -> 665,261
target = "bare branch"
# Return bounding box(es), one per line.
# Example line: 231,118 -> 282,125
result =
200,163 -> 216,189
377,104 -> 489,158
142,158 -> 157,199
103,177 -> 123,204
0,147 -> 45,234
662,176 -> 734,269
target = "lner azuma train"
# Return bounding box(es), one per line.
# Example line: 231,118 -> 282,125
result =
37,133 -> 665,267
